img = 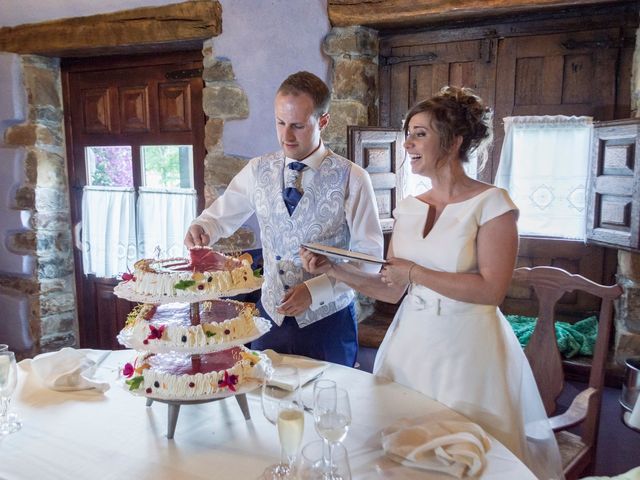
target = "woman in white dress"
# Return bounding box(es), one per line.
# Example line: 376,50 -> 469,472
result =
301,87 -> 564,479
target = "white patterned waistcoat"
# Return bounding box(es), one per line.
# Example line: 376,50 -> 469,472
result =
253,151 -> 353,327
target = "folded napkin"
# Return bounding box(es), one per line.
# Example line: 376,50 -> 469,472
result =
381,417 -> 491,479
30,348 -> 110,392
625,395 -> 640,430
263,350 -> 329,391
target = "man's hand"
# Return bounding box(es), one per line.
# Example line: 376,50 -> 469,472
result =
184,224 -> 210,248
275,283 -> 312,317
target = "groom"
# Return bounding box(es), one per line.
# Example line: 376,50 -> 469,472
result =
184,71 -> 383,366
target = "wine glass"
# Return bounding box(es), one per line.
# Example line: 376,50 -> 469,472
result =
277,400 -> 305,476
313,387 -> 351,480
300,440 -> 351,480
261,366 -> 301,479
0,350 -> 21,435
312,379 -> 336,473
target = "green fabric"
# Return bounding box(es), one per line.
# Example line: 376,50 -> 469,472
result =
505,315 -> 598,358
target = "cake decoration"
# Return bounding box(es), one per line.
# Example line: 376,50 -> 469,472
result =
122,347 -> 271,400
118,300 -> 270,353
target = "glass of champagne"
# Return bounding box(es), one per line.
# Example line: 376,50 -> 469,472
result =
313,387 -> 351,480
0,350 -> 20,435
277,400 -> 305,477
261,366 -> 301,479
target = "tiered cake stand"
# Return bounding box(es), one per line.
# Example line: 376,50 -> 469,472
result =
115,281 -> 270,439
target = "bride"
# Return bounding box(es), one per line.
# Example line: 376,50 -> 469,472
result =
301,86 -> 564,480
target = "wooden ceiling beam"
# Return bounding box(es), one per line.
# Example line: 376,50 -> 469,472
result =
328,0 -> 629,28
0,0 -> 221,57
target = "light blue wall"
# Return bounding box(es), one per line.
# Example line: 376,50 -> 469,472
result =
215,0 -> 330,157
0,0 -> 331,158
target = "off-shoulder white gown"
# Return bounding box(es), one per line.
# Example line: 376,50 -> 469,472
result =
374,188 -> 564,480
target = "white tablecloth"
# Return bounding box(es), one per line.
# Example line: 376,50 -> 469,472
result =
0,350 -> 536,480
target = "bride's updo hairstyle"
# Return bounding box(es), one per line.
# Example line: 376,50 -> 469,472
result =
403,86 -> 493,168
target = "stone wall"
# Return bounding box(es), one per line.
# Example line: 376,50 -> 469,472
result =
615,24 -> 640,362
322,26 -> 379,156
201,39 -> 257,252
2,55 -> 77,356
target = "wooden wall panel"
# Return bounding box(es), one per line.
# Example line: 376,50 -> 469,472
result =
159,82 -> 191,132
119,86 -> 149,133
82,88 -> 112,134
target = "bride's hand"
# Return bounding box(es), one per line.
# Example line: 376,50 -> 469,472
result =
300,247 -> 334,275
381,257 -> 416,286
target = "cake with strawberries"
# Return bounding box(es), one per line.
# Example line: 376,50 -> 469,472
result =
117,299 -> 270,353
122,346 -> 271,400
115,247 -> 260,302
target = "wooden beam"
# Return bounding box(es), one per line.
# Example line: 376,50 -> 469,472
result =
0,1 -> 221,56
328,0 -> 629,28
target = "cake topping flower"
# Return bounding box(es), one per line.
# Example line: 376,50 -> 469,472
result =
143,325 -> 165,344
218,371 -> 239,392
123,362 -> 135,378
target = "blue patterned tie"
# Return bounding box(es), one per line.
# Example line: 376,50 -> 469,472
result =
283,161 -> 307,215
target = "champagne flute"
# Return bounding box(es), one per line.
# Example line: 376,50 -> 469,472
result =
261,366 -> 300,479
312,379 -> 336,472
277,400 -> 305,476
0,350 -> 20,435
313,387 -> 351,480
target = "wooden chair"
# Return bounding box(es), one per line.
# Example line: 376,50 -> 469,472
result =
511,266 -> 623,480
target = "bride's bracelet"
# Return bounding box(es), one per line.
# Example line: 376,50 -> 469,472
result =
408,263 -> 418,283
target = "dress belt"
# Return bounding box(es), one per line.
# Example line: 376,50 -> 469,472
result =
406,285 -> 497,317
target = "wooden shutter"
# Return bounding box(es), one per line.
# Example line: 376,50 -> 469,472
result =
587,119 -> 640,251
347,126 -> 404,233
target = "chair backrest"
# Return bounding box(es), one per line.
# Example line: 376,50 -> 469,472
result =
511,266 -> 623,479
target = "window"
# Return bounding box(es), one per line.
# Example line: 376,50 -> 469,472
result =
495,116 -> 593,240
81,144 -> 196,277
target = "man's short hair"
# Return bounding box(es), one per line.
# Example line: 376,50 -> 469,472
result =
277,71 -> 331,117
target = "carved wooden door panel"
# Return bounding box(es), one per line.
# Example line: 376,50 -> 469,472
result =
63,51 -> 205,349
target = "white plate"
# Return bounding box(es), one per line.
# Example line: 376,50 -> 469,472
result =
301,242 -> 386,265
117,317 -> 272,354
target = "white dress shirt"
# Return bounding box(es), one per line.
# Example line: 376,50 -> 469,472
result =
192,141 -> 384,311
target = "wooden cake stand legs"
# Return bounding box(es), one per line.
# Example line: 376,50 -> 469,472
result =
146,394 -> 252,439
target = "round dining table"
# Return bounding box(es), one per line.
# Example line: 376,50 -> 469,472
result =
0,350 -> 536,479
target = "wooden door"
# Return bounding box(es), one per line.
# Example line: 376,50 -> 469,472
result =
494,28 -> 623,181
380,38 -> 497,182
63,51 -> 205,349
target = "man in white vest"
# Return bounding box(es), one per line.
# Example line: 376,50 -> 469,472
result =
184,71 -> 383,366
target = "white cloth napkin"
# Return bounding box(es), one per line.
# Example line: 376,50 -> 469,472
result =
381,416 -> 491,479
263,350 -> 329,391
625,395 -> 640,430
29,348 -> 110,392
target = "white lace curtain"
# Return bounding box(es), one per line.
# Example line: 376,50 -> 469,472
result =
81,186 -> 196,277
495,116 -> 593,240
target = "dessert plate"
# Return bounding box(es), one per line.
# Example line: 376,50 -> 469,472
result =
301,242 -> 386,265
